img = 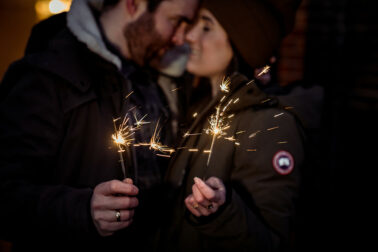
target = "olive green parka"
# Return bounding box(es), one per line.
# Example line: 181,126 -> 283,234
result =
160,74 -> 305,251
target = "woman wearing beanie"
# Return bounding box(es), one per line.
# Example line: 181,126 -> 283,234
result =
159,0 -> 304,251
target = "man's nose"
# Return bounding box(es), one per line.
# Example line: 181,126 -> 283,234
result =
172,22 -> 188,46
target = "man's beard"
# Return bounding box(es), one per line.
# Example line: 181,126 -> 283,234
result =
124,12 -> 168,66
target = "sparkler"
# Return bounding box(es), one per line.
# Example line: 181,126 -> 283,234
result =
139,120 -> 175,157
112,117 -> 135,178
204,83 -> 235,167
220,77 -> 231,93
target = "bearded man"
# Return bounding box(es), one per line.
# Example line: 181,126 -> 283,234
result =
0,0 -> 199,251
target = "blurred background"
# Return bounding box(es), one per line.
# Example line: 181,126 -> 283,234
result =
0,0 -> 377,251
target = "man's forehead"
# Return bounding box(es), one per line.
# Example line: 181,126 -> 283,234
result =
158,0 -> 199,18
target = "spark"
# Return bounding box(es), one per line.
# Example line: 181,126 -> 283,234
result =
246,80 -> 255,85
274,113 -> 284,118
257,65 -> 271,77
236,130 -> 246,135
267,126 -> 279,131
171,87 -> 181,92
247,149 -> 257,152
284,106 -> 295,110
184,131 -> 202,138
189,149 -> 199,152
220,77 -> 231,93
228,114 -> 235,119
225,136 -> 236,142
261,98 -> 271,104
278,141 -> 288,144
125,91 -> 134,99
193,112 -> 198,118
128,106 -> 137,112
133,113 -> 150,128
249,130 -> 261,139
233,98 -> 240,104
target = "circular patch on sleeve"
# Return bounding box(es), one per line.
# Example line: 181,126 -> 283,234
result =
272,150 -> 294,175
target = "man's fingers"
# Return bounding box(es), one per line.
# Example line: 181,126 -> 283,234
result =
192,184 -> 211,206
97,219 -> 133,233
93,209 -> 135,223
104,196 -> 139,210
185,195 -> 201,217
193,177 -> 219,201
96,180 -> 139,196
205,177 -> 225,191
123,178 -> 133,184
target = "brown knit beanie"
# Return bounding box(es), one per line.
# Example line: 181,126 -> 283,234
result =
202,0 -> 301,68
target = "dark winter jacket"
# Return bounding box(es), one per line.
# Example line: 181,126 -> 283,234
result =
0,12 -> 169,252
160,74 -> 305,251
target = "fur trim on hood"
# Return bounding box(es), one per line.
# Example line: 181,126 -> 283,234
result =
67,0 -> 122,69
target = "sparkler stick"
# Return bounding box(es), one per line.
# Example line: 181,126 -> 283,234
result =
112,117 -> 132,178
111,112 -> 148,179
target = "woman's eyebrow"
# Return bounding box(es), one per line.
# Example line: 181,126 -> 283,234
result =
200,15 -> 214,23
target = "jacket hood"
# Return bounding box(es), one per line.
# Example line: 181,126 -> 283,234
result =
67,0 -> 122,69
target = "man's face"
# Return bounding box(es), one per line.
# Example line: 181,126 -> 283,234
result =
124,0 -> 199,66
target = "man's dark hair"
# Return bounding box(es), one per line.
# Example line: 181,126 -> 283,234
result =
103,0 -> 164,12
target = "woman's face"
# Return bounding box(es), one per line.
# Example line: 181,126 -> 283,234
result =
185,8 -> 233,78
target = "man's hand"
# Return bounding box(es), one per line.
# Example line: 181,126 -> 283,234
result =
91,178 -> 139,236
185,177 -> 226,217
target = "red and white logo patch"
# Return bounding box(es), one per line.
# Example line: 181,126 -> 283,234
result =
272,150 -> 294,175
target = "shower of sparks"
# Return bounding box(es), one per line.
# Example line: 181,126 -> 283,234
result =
139,120 -> 175,157
274,113 -> 284,118
204,103 -> 231,167
220,77 -> 231,93
257,65 -> 271,77
267,126 -> 279,131
112,117 -> 135,178
112,117 -> 135,148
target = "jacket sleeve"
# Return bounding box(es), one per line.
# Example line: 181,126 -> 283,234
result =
0,64 -> 96,241
189,108 -> 304,251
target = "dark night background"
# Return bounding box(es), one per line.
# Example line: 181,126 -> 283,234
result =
0,0 -> 377,251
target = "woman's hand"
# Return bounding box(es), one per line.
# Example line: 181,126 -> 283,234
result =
185,176 -> 226,217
